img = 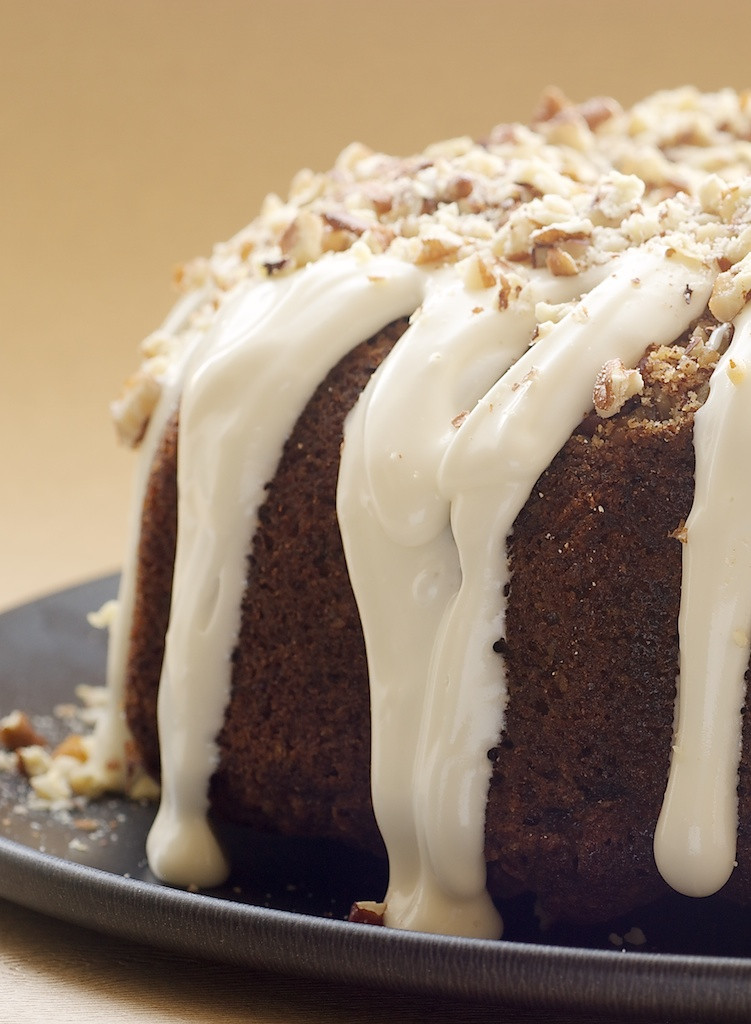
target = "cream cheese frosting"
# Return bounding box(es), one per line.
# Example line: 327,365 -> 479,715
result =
94,88 -> 751,938
654,306 -> 751,897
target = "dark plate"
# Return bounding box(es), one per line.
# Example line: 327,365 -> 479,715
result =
1,576 -> 751,1021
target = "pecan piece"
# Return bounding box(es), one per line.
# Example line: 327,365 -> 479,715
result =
348,900 -> 386,926
593,358 -> 644,418
0,710 -> 47,751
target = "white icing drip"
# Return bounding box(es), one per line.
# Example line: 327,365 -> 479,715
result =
654,305 -> 751,896
146,251 -> 426,887
428,248 -> 710,924
339,273 -> 540,938
339,244 -> 711,938
91,290 -> 210,791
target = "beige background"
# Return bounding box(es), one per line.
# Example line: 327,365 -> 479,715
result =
4,0 -> 751,612
1,1 -> 751,1021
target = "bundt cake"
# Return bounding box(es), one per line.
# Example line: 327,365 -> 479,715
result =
83,86 -> 751,939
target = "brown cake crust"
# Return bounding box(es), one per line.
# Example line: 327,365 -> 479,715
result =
487,415 -> 690,919
124,414 -> 179,777
485,335 -> 738,921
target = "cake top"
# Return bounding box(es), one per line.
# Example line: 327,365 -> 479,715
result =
112,86 -> 751,446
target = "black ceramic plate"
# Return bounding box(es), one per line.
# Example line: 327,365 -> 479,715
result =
1,577 -> 751,1021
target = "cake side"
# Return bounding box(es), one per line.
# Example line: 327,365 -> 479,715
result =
123,412 -> 179,780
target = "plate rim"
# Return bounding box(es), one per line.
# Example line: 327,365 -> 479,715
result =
3,830 -> 751,1015
2,575 -> 751,1020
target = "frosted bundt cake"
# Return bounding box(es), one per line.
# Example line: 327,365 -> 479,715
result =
73,87 -> 751,939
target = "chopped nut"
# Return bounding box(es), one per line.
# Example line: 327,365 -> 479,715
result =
458,251 -> 497,290
261,256 -> 291,276
706,322 -> 734,353
593,359 -> 644,417
87,600 -> 118,631
348,900 -> 386,925
321,209 -> 371,236
535,299 -> 574,324
127,772 -> 161,801
531,224 -> 591,246
110,371 -> 162,448
0,711 -> 47,752
532,86 -> 571,123
709,252 -> 751,322
320,209 -> 375,254
173,256 -> 211,293
669,522 -> 688,543
30,760 -> 74,803
497,272 -> 522,311
16,744 -> 52,779
53,734 -> 89,762
414,235 -> 462,265
543,106 -> 593,150
72,817 -> 101,832
546,247 -> 579,276
444,175 -> 474,202
74,684 -> 109,709
578,95 -> 622,130
280,210 -> 325,266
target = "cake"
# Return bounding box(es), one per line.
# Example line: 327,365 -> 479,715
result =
64,87 -> 751,939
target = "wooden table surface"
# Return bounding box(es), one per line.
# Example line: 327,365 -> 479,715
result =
2,1 -> 749,1019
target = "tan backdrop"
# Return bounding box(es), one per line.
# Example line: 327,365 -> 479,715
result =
2,0 -> 750,610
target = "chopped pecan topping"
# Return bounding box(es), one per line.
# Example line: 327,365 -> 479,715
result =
593,359 -> 644,418
545,247 -> 579,276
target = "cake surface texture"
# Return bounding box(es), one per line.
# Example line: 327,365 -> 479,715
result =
85,86 -> 751,939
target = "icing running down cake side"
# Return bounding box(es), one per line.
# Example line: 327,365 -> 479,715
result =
85,87 -> 751,939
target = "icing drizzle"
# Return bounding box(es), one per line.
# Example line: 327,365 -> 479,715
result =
146,252 -> 426,885
655,306 -> 751,896
340,243 -> 713,936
